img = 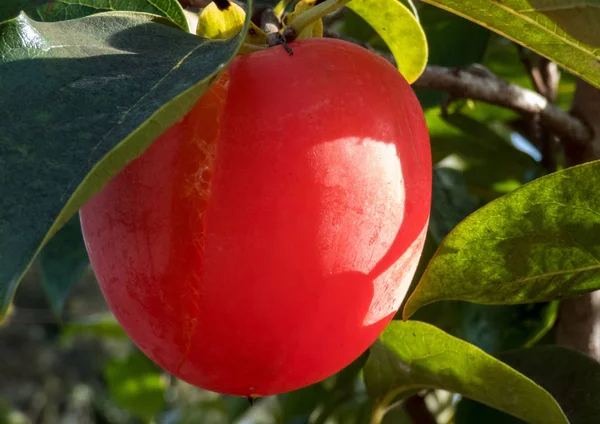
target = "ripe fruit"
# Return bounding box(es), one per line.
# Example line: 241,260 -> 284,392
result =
80,38 -> 431,396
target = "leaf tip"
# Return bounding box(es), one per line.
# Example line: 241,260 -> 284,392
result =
401,289 -> 429,320
0,303 -> 14,326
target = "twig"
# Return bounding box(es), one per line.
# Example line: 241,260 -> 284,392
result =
324,30 -> 592,146
516,46 -> 561,171
412,66 -> 590,145
517,45 -> 547,97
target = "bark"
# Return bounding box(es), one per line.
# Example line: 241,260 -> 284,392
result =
556,80 -> 600,361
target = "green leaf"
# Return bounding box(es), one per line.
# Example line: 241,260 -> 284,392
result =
404,160 -> 600,319
0,7 -> 252,320
280,384 -> 327,424
347,0 -> 428,83
416,4 -> 491,109
105,351 -> 167,422
408,168 -> 558,354
426,109 -> 539,201
429,168 -> 478,244
0,0 -> 189,31
421,0 -> 600,88
364,321 -> 568,424
456,346 -> 600,424
38,214 -> 89,316
60,313 -> 129,341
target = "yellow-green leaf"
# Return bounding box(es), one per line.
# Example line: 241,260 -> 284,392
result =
347,0 -> 428,83
365,321 -> 568,424
421,0 -> 600,88
404,160 -> 600,319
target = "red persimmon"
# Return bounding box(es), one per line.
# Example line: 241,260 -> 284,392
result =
80,38 -> 431,396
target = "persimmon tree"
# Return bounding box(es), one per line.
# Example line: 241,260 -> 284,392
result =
1,0 -> 600,423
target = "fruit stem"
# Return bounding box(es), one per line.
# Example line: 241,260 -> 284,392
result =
283,0 -> 351,42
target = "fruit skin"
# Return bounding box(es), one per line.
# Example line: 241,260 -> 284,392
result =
80,38 -> 431,396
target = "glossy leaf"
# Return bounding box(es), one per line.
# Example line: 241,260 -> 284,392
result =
347,0 -> 428,83
105,351 -> 167,422
404,160 -> 600,319
409,169 -> 558,354
38,214 -> 89,316
0,0 -> 189,31
0,7 -> 252,319
457,346 -> 600,424
364,321 -> 568,424
421,0 -> 600,88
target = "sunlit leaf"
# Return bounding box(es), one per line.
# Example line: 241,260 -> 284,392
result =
404,160 -> 600,319
421,0 -> 600,88
348,0 -> 428,83
364,321 -> 568,424
456,346 -> 600,424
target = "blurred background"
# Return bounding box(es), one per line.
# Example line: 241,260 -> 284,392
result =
0,0 -> 581,423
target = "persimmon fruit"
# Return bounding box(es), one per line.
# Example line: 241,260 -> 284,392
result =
79,38 -> 431,396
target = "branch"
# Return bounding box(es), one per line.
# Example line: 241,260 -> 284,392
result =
413,66 -> 591,145
323,30 -> 592,146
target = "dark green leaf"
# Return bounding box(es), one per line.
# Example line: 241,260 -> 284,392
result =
421,0 -> 600,88
105,351 -> 166,422
347,0 -> 428,83
457,346 -> 600,424
456,398 -> 527,424
404,160 -> 600,319
310,353 -> 368,424
38,214 -> 89,316
0,0 -> 189,31
280,384 -> 327,424
458,302 -> 558,353
416,4 -> 490,109
364,320 -> 568,424
0,7 -> 251,319
429,168 -> 478,244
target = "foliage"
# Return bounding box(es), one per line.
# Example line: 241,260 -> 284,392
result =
1,0 -> 599,422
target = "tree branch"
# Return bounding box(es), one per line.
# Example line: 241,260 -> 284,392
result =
413,66 -> 591,146
324,30 -> 593,146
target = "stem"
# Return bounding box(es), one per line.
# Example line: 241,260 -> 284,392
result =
369,405 -> 387,424
369,390 -> 401,424
284,0 -> 351,42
